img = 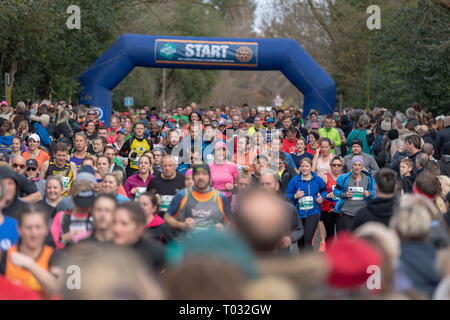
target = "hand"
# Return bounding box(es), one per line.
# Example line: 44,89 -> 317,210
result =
294,189 -> 305,199
9,252 -> 34,270
130,187 -> 139,195
316,194 -> 323,204
184,218 -> 196,230
225,183 -> 234,191
278,236 -> 292,249
346,190 -> 353,198
215,223 -> 225,231
61,231 -> 74,243
326,192 -> 334,199
363,190 -> 370,197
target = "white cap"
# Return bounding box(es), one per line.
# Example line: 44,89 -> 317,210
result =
28,133 -> 41,143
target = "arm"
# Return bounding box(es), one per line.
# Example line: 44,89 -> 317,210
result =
312,151 -> 319,173
40,160 -> 50,180
285,177 -> 298,202
50,212 -> 64,250
334,130 -> 342,147
333,175 -> 346,199
369,156 -> 380,173
119,138 -> 132,157
164,213 -> 188,231
70,162 -> 78,180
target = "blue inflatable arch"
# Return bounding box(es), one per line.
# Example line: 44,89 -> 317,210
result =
80,34 -> 335,124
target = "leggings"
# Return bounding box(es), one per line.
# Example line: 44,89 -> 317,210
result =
321,211 -> 337,241
336,214 -> 354,233
297,214 -> 320,252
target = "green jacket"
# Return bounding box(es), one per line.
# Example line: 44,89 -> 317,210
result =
318,127 -> 341,154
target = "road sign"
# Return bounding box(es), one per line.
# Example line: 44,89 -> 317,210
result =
124,96 -> 134,107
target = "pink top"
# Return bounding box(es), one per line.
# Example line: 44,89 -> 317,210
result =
316,156 -> 331,180
107,127 -> 119,144
209,162 -> 238,197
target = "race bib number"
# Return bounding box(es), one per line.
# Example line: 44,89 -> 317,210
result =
133,156 -> 140,168
62,177 -> 71,190
331,185 -> 340,201
350,187 -> 364,200
159,195 -> 174,212
206,154 -> 214,164
299,196 -> 314,210
135,187 -> 147,200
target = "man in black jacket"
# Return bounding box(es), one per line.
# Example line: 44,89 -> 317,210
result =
436,116 -> 450,157
351,168 -> 398,231
438,142 -> 450,177
259,169 -> 304,253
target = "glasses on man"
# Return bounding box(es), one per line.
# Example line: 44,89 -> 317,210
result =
27,167 -> 37,171
13,163 -> 25,169
331,163 -> 343,167
88,113 -> 96,116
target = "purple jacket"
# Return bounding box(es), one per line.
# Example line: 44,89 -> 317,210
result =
123,173 -> 154,199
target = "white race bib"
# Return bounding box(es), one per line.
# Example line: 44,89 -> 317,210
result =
299,196 -> 314,210
61,177 -> 71,190
349,187 -> 364,200
135,187 -> 147,200
159,195 -> 174,212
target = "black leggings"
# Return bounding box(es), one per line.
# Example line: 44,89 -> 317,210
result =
298,214 -> 320,252
320,211 -> 337,241
336,214 -> 353,233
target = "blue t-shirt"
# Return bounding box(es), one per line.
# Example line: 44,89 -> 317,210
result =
0,216 -> 19,250
291,152 -> 314,169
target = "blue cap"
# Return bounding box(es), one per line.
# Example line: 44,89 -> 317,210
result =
266,118 -> 275,123
117,128 -> 126,134
220,115 -> 228,120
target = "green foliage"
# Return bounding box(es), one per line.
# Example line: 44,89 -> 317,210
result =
356,0 -> 450,114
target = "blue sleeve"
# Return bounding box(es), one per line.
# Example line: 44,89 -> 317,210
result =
368,176 -> 376,199
220,193 -> 232,220
285,177 -> 298,202
284,152 -> 296,169
167,189 -> 186,217
37,127 -> 52,147
333,175 -> 346,198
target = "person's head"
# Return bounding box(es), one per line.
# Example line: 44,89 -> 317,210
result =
104,145 -> 116,164
85,121 -> 96,135
324,116 -> 332,130
25,159 -> 39,180
310,111 -> 318,122
351,156 -> 364,174
405,134 -> 421,154
11,136 -> 22,153
27,134 -> 40,152
167,130 -> 179,147
109,116 -> 118,130
236,168 -> 252,192
192,164 -> 211,191
53,144 -> 69,170
87,109 -> 97,122
421,143 -> 434,159
74,132 -> 88,152
399,158 -> 414,177
232,115 -> 241,128
82,157 -> 95,170
97,126 -> 108,140
96,155 -> 111,176
102,173 -> 121,194
161,155 -> 177,179
189,111 -> 201,123
134,123 -> 145,138
390,194 -> 434,242
414,173 -> 442,201
282,116 -> 292,129
276,151 -> 286,171
357,117 -> 367,129
424,160 -> 441,177
70,179 -> 95,212
308,132 -> 320,146
149,122 -> 160,137
138,192 -> 159,224
214,143 -> 227,163
415,152 -> 429,170
189,122 -> 202,140
374,168 -> 397,196
320,138 -> 331,156
259,169 -> 280,192
17,204 -> 49,251
113,202 -> 147,245
138,155 -> 152,174
152,149 -> 163,167
299,158 -> 313,176
351,139 -> 363,155
287,127 -> 297,142
93,136 -> 107,155
12,155 -> 26,175
296,137 -> 306,153
330,156 -> 344,175
185,170 -> 194,188
45,176 -> 63,202
265,118 -> 275,129
252,155 -> 270,177
138,109 -> 147,120
92,194 -> 117,232
271,137 -> 282,152
234,189 -> 290,254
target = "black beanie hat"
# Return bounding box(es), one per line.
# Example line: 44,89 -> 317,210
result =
351,139 -> 363,148
387,129 -> 399,141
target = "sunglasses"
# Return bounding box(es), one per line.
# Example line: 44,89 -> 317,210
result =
13,163 -> 25,169
88,113 -> 96,116
27,167 -> 37,171
331,164 -> 343,167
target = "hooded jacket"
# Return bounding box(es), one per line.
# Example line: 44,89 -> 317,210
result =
390,150 -> 409,172
350,196 -> 397,231
438,155 -> 450,177
0,167 -> 26,220
399,241 -> 441,299
33,122 -> 52,149
146,215 -> 174,246
285,172 -> 327,219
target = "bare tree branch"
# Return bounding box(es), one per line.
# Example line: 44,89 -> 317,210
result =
306,0 -> 335,42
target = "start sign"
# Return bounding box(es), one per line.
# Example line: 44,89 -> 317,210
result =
155,39 -> 258,67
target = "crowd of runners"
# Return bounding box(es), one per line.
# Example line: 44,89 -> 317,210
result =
0,99 -> 449,300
